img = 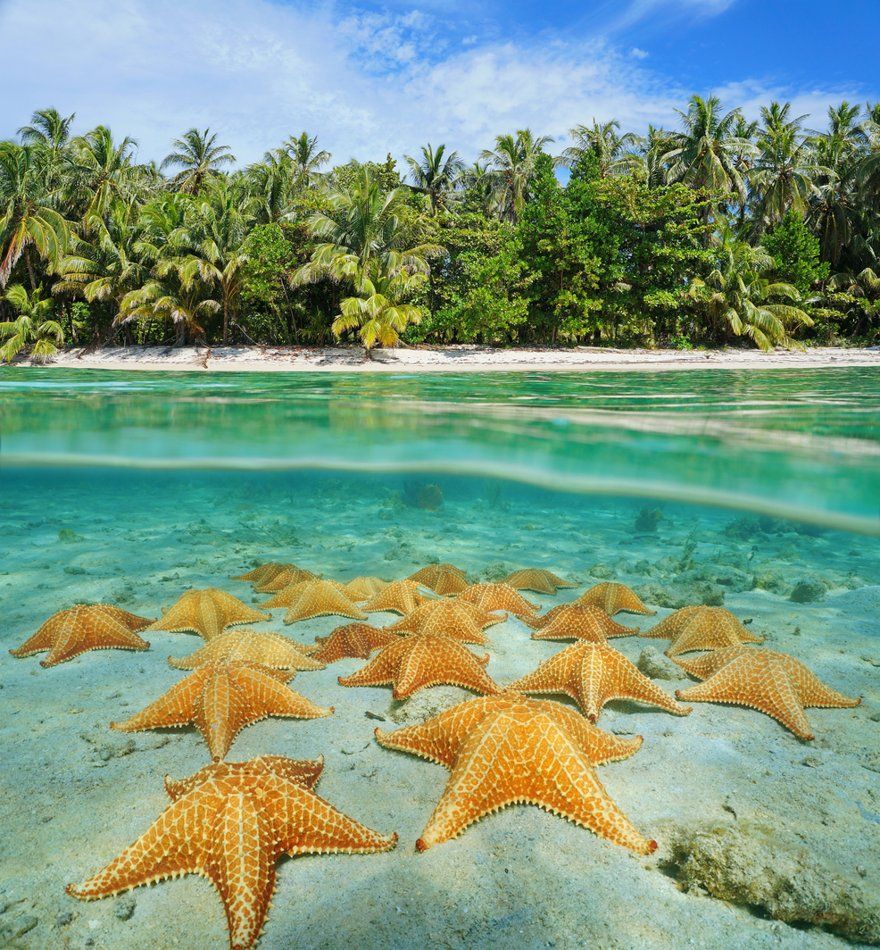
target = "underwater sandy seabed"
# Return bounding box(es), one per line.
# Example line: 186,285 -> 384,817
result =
0,470 -> 878,949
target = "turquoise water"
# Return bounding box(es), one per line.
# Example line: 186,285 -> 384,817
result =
1,367 -> 878,949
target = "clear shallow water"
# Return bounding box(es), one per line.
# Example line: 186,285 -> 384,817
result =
1,367 -> 879,949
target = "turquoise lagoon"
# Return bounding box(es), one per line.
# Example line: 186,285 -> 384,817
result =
0,367 -> 878,949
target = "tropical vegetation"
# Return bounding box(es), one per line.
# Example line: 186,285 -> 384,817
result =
1,96 -> 879,359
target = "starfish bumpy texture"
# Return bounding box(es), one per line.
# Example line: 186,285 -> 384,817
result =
503,569 -> 575,594
10,604 -> 153,667
362,579 -> 431,616
310,623 -> 400,664
163,754 -> 326,800
375,694 -> 654,854
525,604 -> 637,642
338,633 -> 501,700
112,661 -> 333,760
508,641 -> 691,722
147,589 -> 269,641
643,605 -> 764,657
167,630 -> 324,672
675,646 -> 860,740
408,564 -> 470,595
574,583 -> 654,616
265,580 -> 367,624
253,565 -> 318,593
67,762 -> 397,949
457,583 -> 538,616
233,563 -> 292,587
385,600 -> 503,645
342,577 -> 389,602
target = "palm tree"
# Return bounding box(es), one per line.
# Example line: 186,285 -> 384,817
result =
561,119 -> 638,177
19,108 -> 75,151
750,102 -> 822,231
634,126 -> 672,188
687,231 -> 812,350
64,126 -> 138,219
284,132 -> 330,185
405,143 -> 465,212
0,143 -> 70,287
161,128 -> 235,194
663,95 -> 755,211
293,167 -> 440,352
480,129 -> 554,222
246,151 -> 295,223
0,283 -> 64,362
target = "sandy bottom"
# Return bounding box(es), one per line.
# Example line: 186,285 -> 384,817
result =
1,470 -> 878,948
22,344 -> 880,373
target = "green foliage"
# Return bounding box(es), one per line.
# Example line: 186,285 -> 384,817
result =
0,283 -> 64,362
763,211 -> 829,294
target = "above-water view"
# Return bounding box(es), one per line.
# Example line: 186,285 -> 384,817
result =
1,366 -> 879,948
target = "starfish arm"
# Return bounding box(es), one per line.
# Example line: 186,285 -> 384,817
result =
540,701 -> 644,765
204,796 -> 278,950
613,662 -> 692,717
785,659 -> 861,709
269,778 -> 397,856
111,671 -> 208,732
393,639 -> 498,700
165,757 -> 325,801
337,645 -> 398,689
228,666 -> 333,728
416,711 -> 656,855
45,624 -> 149,667
66,793 -> 213,900
520,607 -> 559,631
9,620 -> 61,657
507,648 -> 575,695
105,607 -> 155,631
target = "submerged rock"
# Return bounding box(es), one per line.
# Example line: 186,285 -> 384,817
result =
633,507 -> 663,533
387,686 -> 469,724
636,647 -> 683,681
790,578 -> 828,603
665,821 -> 880,944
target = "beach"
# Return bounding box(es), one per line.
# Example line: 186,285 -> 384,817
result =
20,345 -> 880,373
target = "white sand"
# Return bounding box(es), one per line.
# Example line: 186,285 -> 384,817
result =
21,344 -> 880,373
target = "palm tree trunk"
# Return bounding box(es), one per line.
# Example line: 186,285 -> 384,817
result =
25,247 -> 37,291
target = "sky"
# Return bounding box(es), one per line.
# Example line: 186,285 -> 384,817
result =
0,0 -> 877,167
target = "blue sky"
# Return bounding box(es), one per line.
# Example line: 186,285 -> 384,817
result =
0,0 -> 877,166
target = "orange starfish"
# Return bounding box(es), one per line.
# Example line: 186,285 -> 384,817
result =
163,754 -> 325,800
526,605 -> 637,642
232,562 -> 292,587
457,583 -> 538,616
253,565 -> 318,593
503,569 -> 576,594
643,606 -> 764,657
147,589 -> 269,641
385,600 -> 504,645
10,605 -> 153,668
408,564 -> 469,595
263,580 -> 367,624
341,576 -> 389,602
310,623 -> 400,664
67,763 -> 396,949
167,630 -> 324,672
112,661 -> 332,760
675,646 -> 860,740
339,633 -> 501,700
375,694 -> 654,854
508,641 -> 691,722
362,579 -> 430,616
574,583 -> 654,616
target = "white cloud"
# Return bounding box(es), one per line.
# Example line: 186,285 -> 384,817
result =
630,47 -> 650,59
0,0 -> 871,169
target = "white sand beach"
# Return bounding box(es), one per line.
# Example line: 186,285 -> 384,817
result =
18,344 -> 880,373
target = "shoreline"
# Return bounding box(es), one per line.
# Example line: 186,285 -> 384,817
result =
14,344 -> 880,373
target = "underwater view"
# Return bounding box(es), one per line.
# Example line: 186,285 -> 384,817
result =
1,367 -> 879,949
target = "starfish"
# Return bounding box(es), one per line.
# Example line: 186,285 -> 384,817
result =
385,600 -> 504,645
362,579 -> 430,616
264,580 -> 367,624
338,633 -> 501,700
10,605 -> 153,668
253,565 -> 318,593
67,763 -> 397,949
642,606 -> 764,657
408,564 -> 469,595
147,589 -> 269,641
375,694 -> 654,854
168,631 -> 324,673
525,605 -> 637,642
675,646 -> 860,740
164,754 -> 326,800
112,661 -> 333,760
503,569 -> 576,594
508,641 -> 691,722
457,583 -> 538,616
310,623 -> 400,664
341,576 -> 389,602
232,562 -> 292,587
574,583 -> 654,616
